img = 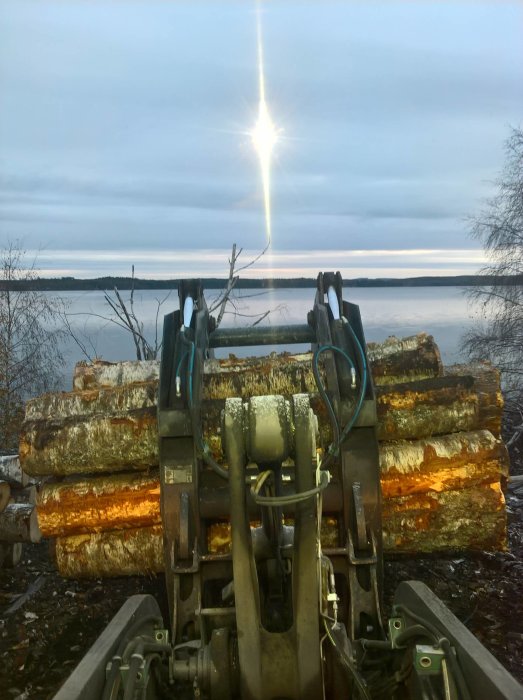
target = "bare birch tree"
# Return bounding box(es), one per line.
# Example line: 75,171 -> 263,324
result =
462,126 -> 523,444
0,242 -> 65,449
66,244 -> 281,362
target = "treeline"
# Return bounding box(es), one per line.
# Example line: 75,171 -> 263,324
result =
0,274 -> 520,292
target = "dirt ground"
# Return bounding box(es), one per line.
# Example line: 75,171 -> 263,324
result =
1,434 -> 522,699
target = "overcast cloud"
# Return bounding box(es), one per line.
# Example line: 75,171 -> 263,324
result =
0,1 -> 522,278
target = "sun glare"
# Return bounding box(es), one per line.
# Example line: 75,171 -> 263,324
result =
250,5 -> 279,244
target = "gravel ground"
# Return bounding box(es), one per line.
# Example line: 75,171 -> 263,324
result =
1,434 -> 522,699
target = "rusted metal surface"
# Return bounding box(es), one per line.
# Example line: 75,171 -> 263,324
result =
73,359 -> 160,391
37,471 -> 161,537
382,482 -> 507,553
379,430 -> 509,499
55,524 -> 164,578
367,333 -> 443,385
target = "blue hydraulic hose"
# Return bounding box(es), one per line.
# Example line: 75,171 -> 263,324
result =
339,321 -> 368,442
313,325 -> 368,465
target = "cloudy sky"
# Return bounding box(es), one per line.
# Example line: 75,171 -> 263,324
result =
0,1 -> 522,279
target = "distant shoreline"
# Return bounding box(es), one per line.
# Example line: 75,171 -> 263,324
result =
1,274 -> 519,292
1,274 -> 520,292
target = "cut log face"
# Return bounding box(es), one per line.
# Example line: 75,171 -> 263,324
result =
0,455 -> 32,488
37,471 -> 161,537
382,482 -> 507,553
445,362 -> 504,437
0,503 -> 41,543
379,430 -> 509,499
0,542 -> 23,569
55,525 -> 164,578
367,333 -> 443,385
0,480 -> 11,513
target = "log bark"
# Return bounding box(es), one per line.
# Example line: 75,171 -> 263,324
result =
72,333 -> 442,391
40,430 -> 507,555
367,333 -> 443,385
37,471 -> 161,537
0,503 -> 41,543
20,384 -> 159,477
73,359 -> 160,391
445,362 -> 503,437
379,430 -> 509,499
55,525 -> 163,578
54,480 -> 506,576
376,369 -> 503,440
0,481 -> 11,513
0,455 -> 33,488
382,482 -> 507,553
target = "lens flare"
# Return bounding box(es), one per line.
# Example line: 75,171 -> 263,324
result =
250,6 -> 279,244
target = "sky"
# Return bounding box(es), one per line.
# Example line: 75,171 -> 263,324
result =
0,0 -> 522,279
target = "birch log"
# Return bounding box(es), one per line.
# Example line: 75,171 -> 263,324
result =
37,471 -> 161,537
0,455 -> 32,488
40,430 -> 507,551
20,383 -> 158,477
0,481 -> 11,513
21,374 -> 504,478
0,503 -> 41,543
54,481 -> 506,577
382,483 -> 506,553
379,430 -> 509,499
55,525 -> 164,578
71,333 -> 442,391
73,359 -> 160,391
445,362 -> 503,436
367,333 -> 443,385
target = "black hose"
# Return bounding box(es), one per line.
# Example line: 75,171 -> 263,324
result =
393,605 -> 441,644
395,624 -> 438,647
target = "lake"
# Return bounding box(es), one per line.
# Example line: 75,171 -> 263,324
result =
55,286 -> 475,390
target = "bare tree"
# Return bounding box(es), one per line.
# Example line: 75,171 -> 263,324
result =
208,242 -> 283,327
65,244 -> 282,362
462,126 -> 523,444
0,242 -> 65,449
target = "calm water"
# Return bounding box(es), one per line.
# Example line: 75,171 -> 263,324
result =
56,286 -> 474,389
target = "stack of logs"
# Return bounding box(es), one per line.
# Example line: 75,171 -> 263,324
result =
18,333 -> 509,579
0,455 -> 41,568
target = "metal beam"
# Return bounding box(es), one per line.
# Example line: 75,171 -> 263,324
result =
209,324 -> 315,348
